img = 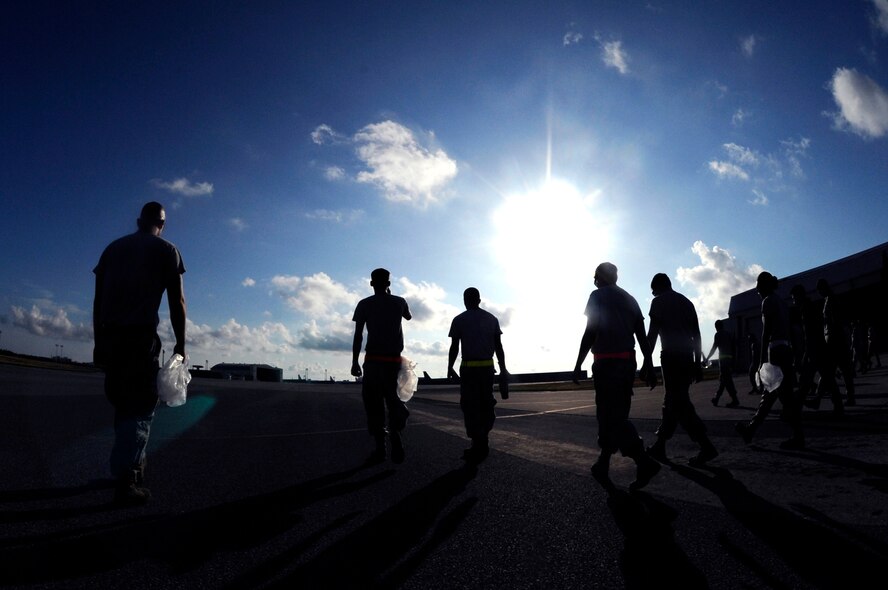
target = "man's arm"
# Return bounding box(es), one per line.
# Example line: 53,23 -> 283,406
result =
167,274 -> 186,358
704,339 -> 718,363
494,333 -> 507,376
691,310 -> 703,381
573,324 -> 596,383
448,337 -> 460,379
351,319 -> 365,377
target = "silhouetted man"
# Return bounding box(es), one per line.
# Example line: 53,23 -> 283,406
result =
573,262 -> 660,491
811,278 -> 855,410
704,320 -> 739,407
352,268 -> 412,464
94,202 -> 186,504
448,287 -> 508,463
736,272 -> 804,449
646,273 -> 719,466
790,285 -> 829,408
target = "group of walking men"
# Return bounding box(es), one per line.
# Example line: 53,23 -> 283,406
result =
93,202 -> 858,504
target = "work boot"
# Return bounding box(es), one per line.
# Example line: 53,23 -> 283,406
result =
735,421 -> 753,444
726,397 -> 740,408
629,456 -> 661,491
366,435 -> 386,464
689,440 -> 719,467
390,430 -> 405,464
646,439 -> 668,463
114,470 -> 151,506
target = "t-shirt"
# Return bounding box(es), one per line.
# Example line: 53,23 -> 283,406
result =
352,293 -> 411,356
448,307 -> 502,360
94,231 -> 185,327
761,294 -> 791,344
648,289 -> 700,354
583,285 -> 643,354
714,331 -> 735,358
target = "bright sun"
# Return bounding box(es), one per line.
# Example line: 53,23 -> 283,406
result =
491,179 -> 612,296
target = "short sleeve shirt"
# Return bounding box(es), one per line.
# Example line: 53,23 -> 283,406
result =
714,331 -> 735,358
648,290 -> 700,354
352,293 -> 411,356
94,231 -> 185,327
583,285 -> 643,354
761,294 -> 791,343
448,308 -> 502,360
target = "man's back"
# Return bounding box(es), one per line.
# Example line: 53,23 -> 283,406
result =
585,285 -> 642,354
650,289 -> 699,353
94,231 -> 184,327
354,293 -> 410,356
450,307 -> 501,360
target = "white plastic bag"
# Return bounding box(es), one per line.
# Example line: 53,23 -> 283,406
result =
756,362 -> 783,392
157,353 -> 191,407
396,357 -> 418,402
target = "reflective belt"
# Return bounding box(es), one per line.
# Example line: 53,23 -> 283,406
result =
768,340 -> 790,350
364,354 -> 403,364
719,354 -> 733,359
461,359 -> 494,367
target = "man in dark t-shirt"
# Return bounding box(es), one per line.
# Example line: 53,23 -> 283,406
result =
94,202 -> 186,505
352,268 -> 412,463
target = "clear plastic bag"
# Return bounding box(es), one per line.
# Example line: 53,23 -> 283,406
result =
157,353 -> 191,407
756,362 -> 783,392
397,357 -> 418,402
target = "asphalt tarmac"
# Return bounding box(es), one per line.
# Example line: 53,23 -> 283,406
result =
1,363 -> 886,589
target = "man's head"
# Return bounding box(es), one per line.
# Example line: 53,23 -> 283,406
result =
593,262 -> 618,287
137,202 -> 166,235
370,268 -> 391,293
790,284 -> 808,305
463,287 -> 481,310
650,273 -> 672,296
756,271 -> 778,297
815,278 -> 831,297
714,319 -> 724,331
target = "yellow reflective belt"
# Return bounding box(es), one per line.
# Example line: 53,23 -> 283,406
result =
461,359 -> 494,367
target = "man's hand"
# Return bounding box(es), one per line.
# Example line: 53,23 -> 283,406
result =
447,367 -> 459,380
640,361 -> 657,390
351,361 -> 362,378
174,342 -> 185,358
572,367 -> 584,385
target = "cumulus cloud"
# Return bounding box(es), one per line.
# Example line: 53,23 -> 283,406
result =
10,304 -> 92,341
354,121 -> 458,206
178,318 -> 297,356
151,177 -> 214,197
741,34 -> 757,57
305,209 -> 364,224
242,277 -> 256,287
826,68 -> 888,139
601,40 -> 630,74
298,320 -> 354,352
676,241 -> 764,321
271,272 -> 359,318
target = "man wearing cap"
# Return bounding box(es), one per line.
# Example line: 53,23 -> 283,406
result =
93,202 -> 186,504
573,262 -> 660,492
448,287 -> 508,463
352,268 -> 412,463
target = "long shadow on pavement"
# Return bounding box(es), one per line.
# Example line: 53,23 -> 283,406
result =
0,464 -> 392,586
255,463 -> 479,590
672,463 -> 887,588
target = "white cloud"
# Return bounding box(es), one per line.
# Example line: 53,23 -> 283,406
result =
10,304 -> 92,341
826,68 -> 888,139
305,209 -> 364,224
354,120 -> 458,206
708,160 -> 750,181
781,137 -> 811,178
676,241 -> 764,322
151,177 -> 214,197
178,318 -> 297,356
324,166 -> 345,180
242,277 -> 256,287
732,108 -> 748,126
271,272 -> 360,318
741,34 -> 757,57
601,40 -> 630,74
229,218 -> 247,232
563,31 -> 583,46
749,188 -> 769,206
873,0 -> 888,34
723,143 -> 759,166
311,124 -> 340,145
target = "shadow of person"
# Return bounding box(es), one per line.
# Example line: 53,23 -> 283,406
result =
604,489 -> 707,589
0,479 -> 120,524
0,464 -> 392,586
263,464 -> 479,590
671,463 -> 885,588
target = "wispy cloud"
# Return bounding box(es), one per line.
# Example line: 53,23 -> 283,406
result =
872,0 -> 888,34
305,209 -> 364,224
741,34 -> 757,57
707,138 -> 809,192
324,166 -> 345,180
826,67 -> 888,139
242,277 -> 256,287
708,160 -> 750,181
600,39 -> 630,74
732,108 -> 749,127
311,124 -> 343,145
749,188 -> 769,206
676,241 -> 764,322
563,29 -> 583,46
229,218 -> 247,232
151,177 -> 214,197
354,120 -> 458,206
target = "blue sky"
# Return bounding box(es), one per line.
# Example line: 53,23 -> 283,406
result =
3,1 -> 888,379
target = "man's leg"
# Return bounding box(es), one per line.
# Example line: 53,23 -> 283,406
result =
361,363 -> 388,463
